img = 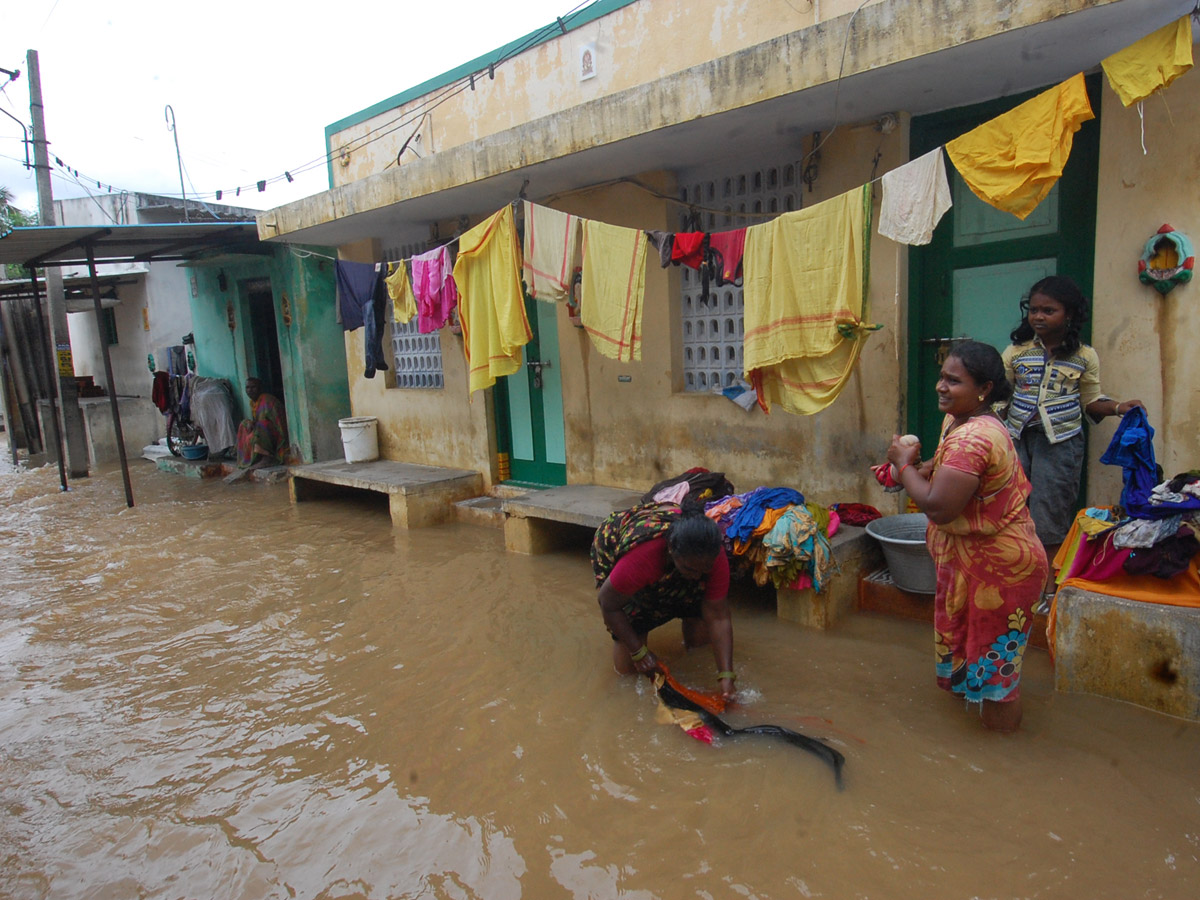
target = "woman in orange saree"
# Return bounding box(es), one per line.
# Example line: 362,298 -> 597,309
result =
887,341 -> 1048,732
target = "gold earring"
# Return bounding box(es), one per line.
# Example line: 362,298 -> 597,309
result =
978,395 -> 986,402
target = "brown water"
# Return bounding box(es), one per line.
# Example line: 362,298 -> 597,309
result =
1,457 -> 1198,900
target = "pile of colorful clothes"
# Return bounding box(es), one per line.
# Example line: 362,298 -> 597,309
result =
704,486 -> 838,591
1055,409 -> 1200,585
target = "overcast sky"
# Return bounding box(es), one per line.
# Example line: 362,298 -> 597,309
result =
0,0 -> 592,218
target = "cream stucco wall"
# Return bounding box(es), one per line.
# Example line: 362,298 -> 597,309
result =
337,238 -> 498,478
327,0 -> 883,186
547,124 -> 909,504
334,116 -> 911,502
1090,70 -> 1200,498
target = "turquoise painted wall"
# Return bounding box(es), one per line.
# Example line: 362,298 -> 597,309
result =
188,248 -> 350,463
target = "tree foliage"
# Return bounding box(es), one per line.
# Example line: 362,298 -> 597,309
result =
0,187 -> 39,279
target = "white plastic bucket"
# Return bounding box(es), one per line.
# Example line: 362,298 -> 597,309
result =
338,416 -> 379,463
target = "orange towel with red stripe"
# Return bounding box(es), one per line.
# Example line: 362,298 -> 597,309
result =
522,200 -> 580,303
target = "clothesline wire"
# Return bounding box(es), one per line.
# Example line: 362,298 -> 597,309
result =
1,1 -> 598,204
251,0 -> 599,190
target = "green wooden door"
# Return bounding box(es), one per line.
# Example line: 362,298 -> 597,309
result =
494,291 -> 566,485
908,77 -> 1101,450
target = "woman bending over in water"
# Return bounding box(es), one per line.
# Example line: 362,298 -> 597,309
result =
591,501 -> 736,700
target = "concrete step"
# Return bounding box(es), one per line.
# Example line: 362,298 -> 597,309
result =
455,494 -> 505,527
491,483 -> 536,500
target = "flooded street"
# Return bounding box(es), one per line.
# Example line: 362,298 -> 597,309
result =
1,454 -> 1199,899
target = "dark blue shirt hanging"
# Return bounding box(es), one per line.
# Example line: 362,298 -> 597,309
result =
335,260 -> 390,378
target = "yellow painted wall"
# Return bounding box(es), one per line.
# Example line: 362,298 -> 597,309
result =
334,117 -> 906,501
328,0 -> 879,187
1090,70 -> 1200,497
337,239 -> 498,478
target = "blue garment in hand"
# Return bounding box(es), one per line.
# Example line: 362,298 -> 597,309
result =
1099,407 -> 1200,519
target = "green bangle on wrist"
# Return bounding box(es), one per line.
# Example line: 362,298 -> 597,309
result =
630,645 -> 650,662
716,670 -> 736,681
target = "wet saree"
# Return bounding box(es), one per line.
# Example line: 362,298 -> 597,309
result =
236,393 -> 288,467
927,415 -> 1048,703
591,502 -> 706,634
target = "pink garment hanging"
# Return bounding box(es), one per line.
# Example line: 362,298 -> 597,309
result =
411,245 -> 459,333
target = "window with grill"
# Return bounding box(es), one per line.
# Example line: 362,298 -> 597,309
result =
678,162 -> 800,393
385,242 -> 445,390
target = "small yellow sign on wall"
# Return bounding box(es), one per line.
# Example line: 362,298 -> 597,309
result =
56,347 -> 74,377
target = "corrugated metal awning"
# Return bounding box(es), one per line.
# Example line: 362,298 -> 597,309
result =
0,222 -> 263,269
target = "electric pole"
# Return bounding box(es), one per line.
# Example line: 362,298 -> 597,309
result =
27,49 -> 89,478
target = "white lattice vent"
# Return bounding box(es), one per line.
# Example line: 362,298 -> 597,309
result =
385,243 -> 444,390
677,162 -> 800,392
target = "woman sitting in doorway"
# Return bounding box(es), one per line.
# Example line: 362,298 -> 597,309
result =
236,377 -> 288,470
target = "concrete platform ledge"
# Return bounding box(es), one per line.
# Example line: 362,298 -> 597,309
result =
502,484 -> 643,555
1053,587 -> 1200,721
775,526 -> 882,631
289,459 -> 483,528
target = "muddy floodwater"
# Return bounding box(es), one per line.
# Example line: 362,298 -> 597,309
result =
1,455 -> 1198,899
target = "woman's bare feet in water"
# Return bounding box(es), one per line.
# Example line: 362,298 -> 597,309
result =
981,698 -> 1022,733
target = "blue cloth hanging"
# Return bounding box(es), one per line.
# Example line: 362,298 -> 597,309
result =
1099,407 -> 1200,519
335,261 -> 389,378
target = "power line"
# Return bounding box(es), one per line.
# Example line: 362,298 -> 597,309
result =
1,2 -> 601,205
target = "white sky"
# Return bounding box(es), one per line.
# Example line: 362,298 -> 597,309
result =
0,0 -> 592,218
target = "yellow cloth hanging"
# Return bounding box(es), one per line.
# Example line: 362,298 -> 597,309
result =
1102,16 -> 1193,107
945,73 -> 1094,221
742,184 -> 875,416
385,262 -> 417,325
579,219 -> 647,362
522,200 -> 580,303
452,206 -> 531,395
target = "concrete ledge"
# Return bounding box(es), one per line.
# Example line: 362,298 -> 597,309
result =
502,484 -> 643,554
156,455 -> 226,479
156,455 -> 288,483
1053,587 -> 1200,721
289,459 -> 483,528
775,526 -> 883,630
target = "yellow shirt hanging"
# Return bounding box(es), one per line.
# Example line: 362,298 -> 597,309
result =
945,73 -> 1094,221
1102,15 -> 1193,107
452,206 -> 531,395
385,262 -> 417,325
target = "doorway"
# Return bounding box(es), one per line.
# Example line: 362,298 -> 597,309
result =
244,279 -> 283,399
493,290 -> 566,486
907,77 -> 1101,450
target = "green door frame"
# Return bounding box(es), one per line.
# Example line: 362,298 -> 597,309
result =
907,75 -> 1101,451
493,289 -> 567,486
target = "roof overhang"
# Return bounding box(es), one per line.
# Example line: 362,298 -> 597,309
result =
0,273 -> 135,311
258,0 -> 1196,248
0,222 -> 264,269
